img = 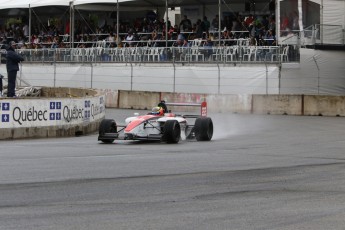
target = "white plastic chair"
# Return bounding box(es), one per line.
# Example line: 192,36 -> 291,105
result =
280,46 -> 289,62
147,47 -> 160,61
72,48 -> 84,62
190,46 -> 204,61
212,47 -> 223,61
242,46 -> 256,61
224,46 -> 237,62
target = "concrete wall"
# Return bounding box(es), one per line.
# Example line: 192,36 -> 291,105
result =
0,121 -> 102,140
108,90 -> 345,117
304,95 -> 345,116
252,95 -> 303,115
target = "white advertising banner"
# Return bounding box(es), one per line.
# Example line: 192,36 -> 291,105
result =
0,96 -> 105,129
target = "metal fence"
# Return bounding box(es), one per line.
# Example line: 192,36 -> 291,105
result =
16,45 -> 300,64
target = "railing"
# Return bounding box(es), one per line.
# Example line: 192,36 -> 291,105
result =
14,45 -> 299,64
281,24 -> 345,46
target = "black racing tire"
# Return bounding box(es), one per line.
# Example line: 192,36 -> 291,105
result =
163,120 -> 181,144
99,119 -> 117,144
195,117 -> 213,141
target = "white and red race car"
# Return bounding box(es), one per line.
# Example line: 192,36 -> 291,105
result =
98,101 -> 213,144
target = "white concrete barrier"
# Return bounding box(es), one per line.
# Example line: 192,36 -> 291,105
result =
112,91 -> 345,117
252,95 -> 303,115
0,87 -> 105,140
304,95 -> 345,116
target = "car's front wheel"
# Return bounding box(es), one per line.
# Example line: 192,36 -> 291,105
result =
195,117 -> 213,141
99,119 -> 117,143
162,120 -> 181,143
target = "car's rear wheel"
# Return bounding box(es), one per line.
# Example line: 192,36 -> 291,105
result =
163,120 -> 181,143
99,119 -> 117,143
195,117 -> 213,141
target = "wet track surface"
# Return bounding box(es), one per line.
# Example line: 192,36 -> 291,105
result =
1,109 -> 345,229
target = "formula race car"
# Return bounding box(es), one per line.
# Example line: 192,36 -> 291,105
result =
98,101 -> 213,144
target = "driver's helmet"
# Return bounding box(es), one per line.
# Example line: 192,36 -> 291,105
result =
151,106 -> 163,115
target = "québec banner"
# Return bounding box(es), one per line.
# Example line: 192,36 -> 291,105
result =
0,96 -> 105,128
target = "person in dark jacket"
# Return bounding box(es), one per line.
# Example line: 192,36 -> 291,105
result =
0,74 -> 3,96
6,41 -> 24,97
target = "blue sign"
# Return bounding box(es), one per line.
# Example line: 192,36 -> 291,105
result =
50,102 -> 62,110
85,100 -> 90,108
1,102 -> 10,111
2,114 -> 9,122
50,113 -> 56,120
50,102 -> 56,109
56,113 -> 61,120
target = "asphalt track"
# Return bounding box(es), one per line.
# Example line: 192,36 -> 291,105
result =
1,108 -> 345,230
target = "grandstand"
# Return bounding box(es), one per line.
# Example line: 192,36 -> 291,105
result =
0,0 -> 344,95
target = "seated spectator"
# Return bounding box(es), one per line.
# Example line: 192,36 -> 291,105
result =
32,35 -> 40,44
264,29 -> 276,46
202,38 -> 213,60
168,26 -> 175,39
179,38 -> 190,60
107,32 -> 115,42
125,29 -> 136,47
249,36 -> 257,46
51,36 -> 59,48
222,29 -> 235,46
182,39 -> 190,48
151,30 -> 158,40
177,30 -> 185,41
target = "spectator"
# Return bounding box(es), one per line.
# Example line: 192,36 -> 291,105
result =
291,11 -> 299,31
268,16 -> 276,32
280,13 -> 290,36
168,26 -> 175,39
32,35 -> 40,44
22,24 -> 29,37
212,15 -> 220,31
6,41 -> 24,98
222,29 -> 234,46
0,74 -> 3,96
223,16 -> 233,33
125,29 -> 136,47
245,14 -> 254,27
202,38 -> 213,60
176,30 -> 186,42
149,30 -> 159,47
107,32 -> 115,43
51,36 -> 59,48
179,15 -> 192,32
180,39 -> 190,60
194,19 -> 203,38
264,29 -> 276,46
201,16 -> 210,33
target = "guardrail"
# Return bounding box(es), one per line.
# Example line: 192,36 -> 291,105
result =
13,45 -> 299,64
280,24 -> 345,46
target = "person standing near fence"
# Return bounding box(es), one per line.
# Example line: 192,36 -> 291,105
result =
6,41 -> 24,98
0,74 -> 3,97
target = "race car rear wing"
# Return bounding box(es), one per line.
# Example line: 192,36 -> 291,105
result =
165,101 -> 207,117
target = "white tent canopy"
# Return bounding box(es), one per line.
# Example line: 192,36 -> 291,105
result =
0,0 -> 270,9
0,0 -> 71,9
